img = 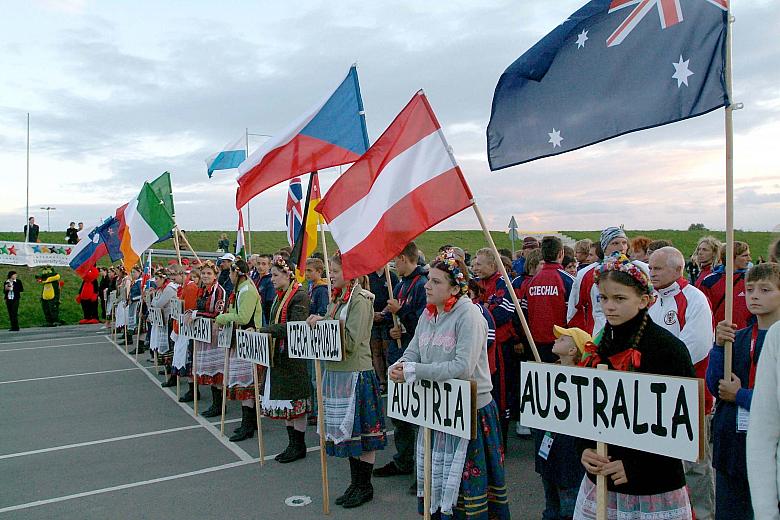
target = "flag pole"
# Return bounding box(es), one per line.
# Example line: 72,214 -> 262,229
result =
245,128 -> 253,256
723,5 -> 736,380
472,202 -> 541,363
175,226 -> 201,264
25,113 -> 30,243
316,213 -> 331,515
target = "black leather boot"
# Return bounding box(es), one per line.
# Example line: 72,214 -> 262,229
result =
342,460 -> 374,508
179,383 -> 198,402
229,406 -> 255,442
161,374 -> 177,388
277,428 -> 306,463
335,457 -> 359,505
200,386 -> 222,418
275,426 -> 296,462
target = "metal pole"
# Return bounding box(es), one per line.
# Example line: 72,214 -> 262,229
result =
723,6 -> 736,380
25,113 -> 30,243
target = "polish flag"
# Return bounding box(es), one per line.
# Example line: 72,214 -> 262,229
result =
316,91 -> 473,279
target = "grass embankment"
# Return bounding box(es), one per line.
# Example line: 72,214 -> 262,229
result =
1,229 -> 776,329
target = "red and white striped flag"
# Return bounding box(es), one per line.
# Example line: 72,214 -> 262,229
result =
316,91 -> 473,279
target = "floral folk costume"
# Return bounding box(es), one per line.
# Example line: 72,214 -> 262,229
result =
193,263 -> 227,418
396,250 -> 510,519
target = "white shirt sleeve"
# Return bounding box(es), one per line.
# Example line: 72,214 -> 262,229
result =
679,287 -> 714,365
747,322 -> 780,520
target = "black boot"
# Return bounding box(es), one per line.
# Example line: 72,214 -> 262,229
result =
179,383 -> 198,403
229,406 -> 255,442
277,428 -> 306,463
342,460 -> 374,508
275,427 -> 296,462
200,387 -> 222,418
335,457 -> 359,505
161,374 -> 177,388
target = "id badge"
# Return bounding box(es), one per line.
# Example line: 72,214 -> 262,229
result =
737,406 -> 750,432
538,431 -> 554,460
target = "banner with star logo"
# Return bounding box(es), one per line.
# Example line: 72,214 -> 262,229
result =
0,241 -> 73,267
487,0 -> 729,170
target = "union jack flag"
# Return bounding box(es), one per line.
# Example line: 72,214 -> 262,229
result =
285,177 -> 303,247
607,0 -> 728,47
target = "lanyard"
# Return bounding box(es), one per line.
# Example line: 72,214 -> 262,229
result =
748,323 -> 759,389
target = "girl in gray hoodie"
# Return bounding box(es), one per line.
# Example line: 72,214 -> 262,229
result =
390,250 -> 510,520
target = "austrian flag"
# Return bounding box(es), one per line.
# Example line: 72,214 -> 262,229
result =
316,92 -> 473,279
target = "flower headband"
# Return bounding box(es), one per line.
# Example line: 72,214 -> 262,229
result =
200,260 -> 218,273
434,249 -> 468,295
594,253 -> 653,295
272,255 -> 294,278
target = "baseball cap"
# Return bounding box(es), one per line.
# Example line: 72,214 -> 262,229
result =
553,325 -> 593,353
218,253 -> 236,262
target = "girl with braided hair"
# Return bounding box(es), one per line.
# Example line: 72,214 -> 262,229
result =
574,254 -> 696,520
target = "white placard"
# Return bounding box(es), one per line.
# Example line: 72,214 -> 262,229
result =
286,320 -> 343,361
107,293 -> 117,314
170,298 -> 183,320
149,308 -> 165,328
386,378 -> 476,440
519,363 -> 703,462
235,329 -> 271,367
179,317 -> 212,342
217,323 -> 233,349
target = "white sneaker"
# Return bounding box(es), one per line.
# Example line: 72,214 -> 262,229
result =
515,423 -> 531,437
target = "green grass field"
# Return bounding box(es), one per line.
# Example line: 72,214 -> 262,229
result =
1,229 -> 777,329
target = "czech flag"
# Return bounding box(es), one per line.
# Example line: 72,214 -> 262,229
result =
68,227 -> 108,279
235,65 -> 369,209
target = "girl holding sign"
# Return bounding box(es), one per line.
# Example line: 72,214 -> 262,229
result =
390,250 -> 509,520
306,252 -> 387,509
192,261 -> 227,418
576,254 -> 695,520
253,255 -> 312,462
150,268 -> 178,386
173,267 -> 200,403
214,259 -> 264,442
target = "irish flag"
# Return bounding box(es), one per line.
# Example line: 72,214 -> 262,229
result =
116,175 -> 175,270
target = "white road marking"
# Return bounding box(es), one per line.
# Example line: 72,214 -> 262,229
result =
0,336 -> 107,346
0,425 -> 203,460
104,335 -> 254,462
0,341 -> 106,352
0,367 -> 141,385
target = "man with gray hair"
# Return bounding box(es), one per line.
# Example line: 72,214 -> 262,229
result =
648,246 -> 715,520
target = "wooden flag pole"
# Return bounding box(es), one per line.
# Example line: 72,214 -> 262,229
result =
192,335 -> 199,416
175,226 -> 201,264
221,346 -> 230,435
317,218 -> 331,515
596,364 -> 609,520
254,369 -> 265,466
723,4 -> 736,381
423,427 -> 432,520
171,225 -> 183,265
472,202 -> 542,363
383,265 -> 404,354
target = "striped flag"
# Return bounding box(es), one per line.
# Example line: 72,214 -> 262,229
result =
115,173 -> 176,270
206,136 -> 247,178
235,210 -> 246,258
291,172 -> 322,281
68,226 -> 108,278
317,92 -> 473,279
285,178 -> 303,247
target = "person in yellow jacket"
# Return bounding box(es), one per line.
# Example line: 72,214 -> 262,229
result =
36,266 -> 63,327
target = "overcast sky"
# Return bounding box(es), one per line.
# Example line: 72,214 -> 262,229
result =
1,0 -> 777,235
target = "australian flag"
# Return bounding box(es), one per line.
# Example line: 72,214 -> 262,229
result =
96,216 -> 123,262
487,0 -> 730,170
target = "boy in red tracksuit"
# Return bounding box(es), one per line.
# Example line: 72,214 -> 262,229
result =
520,236 -> 574,362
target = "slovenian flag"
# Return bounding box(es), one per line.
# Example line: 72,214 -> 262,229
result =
115,173 -> 176,270
68,227 -> 108,279
206,136 -> 247,178
235,65 -> 369,209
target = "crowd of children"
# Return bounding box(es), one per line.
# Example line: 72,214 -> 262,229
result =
35,232 -> 780,519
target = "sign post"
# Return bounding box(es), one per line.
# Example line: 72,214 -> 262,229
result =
508,216 -> 520,257
287,319 -> 345,515
235,329 -> 271,466
387,378 -> 477,520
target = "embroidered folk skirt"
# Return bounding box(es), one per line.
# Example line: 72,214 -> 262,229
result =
573,476 -> 692,520
323,369 -> 387,458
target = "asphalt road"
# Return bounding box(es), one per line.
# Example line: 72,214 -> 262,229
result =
0,325 -> 546,519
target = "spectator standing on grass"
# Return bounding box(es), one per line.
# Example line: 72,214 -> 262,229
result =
24,216 -> 39,243
217,233 -> 229,252
65,222 -> 79,245
4,271 -> 23,331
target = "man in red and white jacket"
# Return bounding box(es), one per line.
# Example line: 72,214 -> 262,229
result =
648,246 -> 715,520
567,226 -> 630,336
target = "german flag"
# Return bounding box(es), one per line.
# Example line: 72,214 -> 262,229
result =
291,172 -> 322,282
